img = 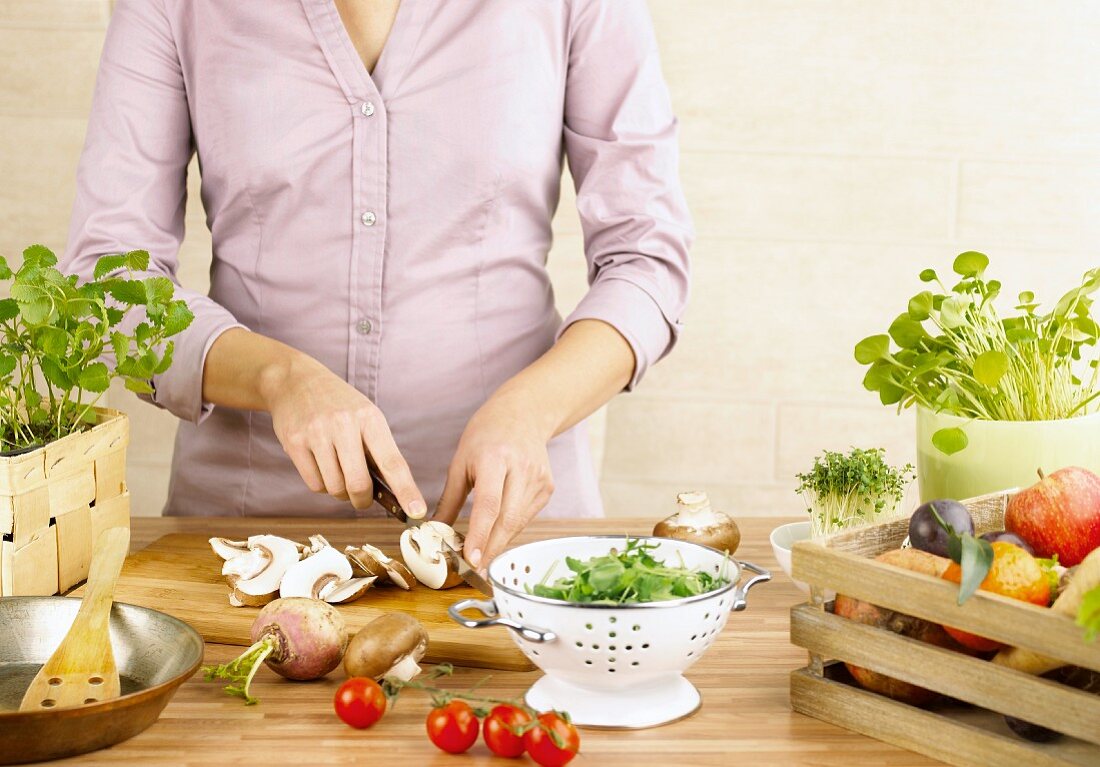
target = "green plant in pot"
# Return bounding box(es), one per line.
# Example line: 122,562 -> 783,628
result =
855,251 -> 1100,501
0,245 -> 193,453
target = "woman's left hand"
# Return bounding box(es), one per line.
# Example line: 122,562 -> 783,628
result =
434,394 -> 554,570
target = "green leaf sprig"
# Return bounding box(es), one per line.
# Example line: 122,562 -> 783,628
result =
795,447 -> 914,538
1078,585 -> 1100,643
526,538 -> 730,604
856,253 -> 1100,455
0,245 -> 193,451
928,504 -> 993,605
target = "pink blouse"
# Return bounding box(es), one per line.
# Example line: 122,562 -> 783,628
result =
63,0 -> 692,519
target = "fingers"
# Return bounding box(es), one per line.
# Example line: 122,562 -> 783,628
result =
285,441 -> 325,494
311,441 -> 346,498
333,421 -> 374,510
462,461 -> 507,569
481,478 -> 551,568
434,463 -> 469,525
360,409 -> 426,518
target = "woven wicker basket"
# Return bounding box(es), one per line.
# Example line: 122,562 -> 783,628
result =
0,407 -> 129,595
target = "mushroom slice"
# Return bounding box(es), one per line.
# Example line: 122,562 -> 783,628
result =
222,547 -> 269,582
280,545 -> 354,599
343,613 -> 429,682
346,543 -> 416,590
229,535 -> 301,607
209,537 -> 249,561
399,522 -> 464,590
319,576 -> 377,604
306,534 -> 332,555
653,491 -> 741,555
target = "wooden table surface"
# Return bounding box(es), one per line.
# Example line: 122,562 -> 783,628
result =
45,516 -> 941,766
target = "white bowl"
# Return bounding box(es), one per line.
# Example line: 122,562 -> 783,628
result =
770,521 -> 814,595
448,536 -> 770,729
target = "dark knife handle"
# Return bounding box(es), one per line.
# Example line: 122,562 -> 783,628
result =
366,457 -> 408,523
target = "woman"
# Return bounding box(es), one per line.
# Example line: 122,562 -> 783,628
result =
64,0 -> 691,567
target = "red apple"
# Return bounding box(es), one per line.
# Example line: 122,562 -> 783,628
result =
1005,467 -> 1100,567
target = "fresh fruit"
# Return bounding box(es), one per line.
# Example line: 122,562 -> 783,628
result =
980,530 -> 1034,555
333,677 -> 386,729
523,711 -> 580,767
834,548 -> 960,705
426,700 -> 480,754
909,500 -> 974,557
1005,467 -> 1100,567
942,542 -> 1051,651
483,704 -> 532,758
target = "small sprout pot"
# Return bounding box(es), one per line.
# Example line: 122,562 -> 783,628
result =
447,535 -> 770,729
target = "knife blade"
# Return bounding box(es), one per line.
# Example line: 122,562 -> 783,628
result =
367,459 -> 494,597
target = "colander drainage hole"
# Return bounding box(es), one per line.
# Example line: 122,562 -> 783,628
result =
631,661 -> 639,667
608,668 -> 616,673
608,657 -> 616,663
608,645 -> 616,651
585,660 -> 592,665
691,634 -> 697,641
632,624 -> 640,632
642,643 -> 650,649
704,613 -> 710,620
585,623 -> 593,631
608,631 -> 617,638
625,645 -> 633,651
575,641 -> 583,648
687,651 -> 694,657
609,616 -> 617,623
591,644 -> 600,650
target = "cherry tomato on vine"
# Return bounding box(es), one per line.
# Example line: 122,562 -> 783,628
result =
333,677 -> 387,729
483,704 -> 533,758
426,700 -> 480,754
523,711 -> 580,767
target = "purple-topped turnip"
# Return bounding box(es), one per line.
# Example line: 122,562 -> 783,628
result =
203,597 -> 348,704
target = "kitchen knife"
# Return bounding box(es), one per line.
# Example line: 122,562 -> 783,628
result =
367,460 -> 494,597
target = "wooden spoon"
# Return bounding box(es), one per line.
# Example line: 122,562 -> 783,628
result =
19,526 -> 130,711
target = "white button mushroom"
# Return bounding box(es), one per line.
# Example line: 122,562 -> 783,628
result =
280,545 -> 354,599
225,535 -> 302,607
399,522 -> 465,590
345,543 -> 416,590
653,491 -> 741,554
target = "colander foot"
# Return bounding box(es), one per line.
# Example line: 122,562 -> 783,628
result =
524,674 -> 701,729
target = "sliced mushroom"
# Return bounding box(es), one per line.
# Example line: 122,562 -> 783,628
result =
319,576 -> 377,604
400,521 -> 464,590
343,613 -> 429,682
222,547 -> 269,582
280,545 -> 354,599
306,534 -> 331,555
346,543 -> 416,589
209,537 -> 250,561
228,535 -> 301,607
653,491 -> 741,554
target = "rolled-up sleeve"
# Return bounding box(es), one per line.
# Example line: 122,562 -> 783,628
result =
559,0 -> 693,389
62,0 -> 244,423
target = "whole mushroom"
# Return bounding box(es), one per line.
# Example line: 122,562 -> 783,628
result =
344,613 -> 429,682
400,521 -> 465,590
653,491 -> 741,554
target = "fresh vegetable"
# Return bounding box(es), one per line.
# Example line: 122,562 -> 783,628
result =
795,447 -> 913,538
214,534 -> 301,607
652,491 -> 740,554
980,530 -> 1034,555
909,500 -> 974,557
919,501 -> 994,605
280,538 -> 375,603
941,542 -> 1050,651
334,677 -> 387,729
426,700 -> 480,754
855,253 -> 1100,455
345,543 -> 415,589
0,246 -> 193,451
834,548 -> 960,705
1005,467 -> 1100,567
483,704 -> 532,758
522,712 -> 580,767
343,612 -> 428,682
528,538 -> 730,604
994,548 -> 1100,673
401,521 -> 465,589
203,597 -> 348,704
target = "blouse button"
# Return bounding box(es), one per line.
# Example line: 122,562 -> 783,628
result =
361,101 -> 375,117
356,319 -> 373,335
361,211 -> 377,227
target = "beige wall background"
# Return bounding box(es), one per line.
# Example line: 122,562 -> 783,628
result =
2,1 -> 1099,520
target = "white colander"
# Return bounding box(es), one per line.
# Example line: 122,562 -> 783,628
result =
447,536 -> 770,729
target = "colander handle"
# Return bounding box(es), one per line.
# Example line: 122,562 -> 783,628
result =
731,561 -> 771,612
447,598 -> 557,643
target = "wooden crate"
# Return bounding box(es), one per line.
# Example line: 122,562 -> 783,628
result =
0,408 -> 129,595
789,491 -> 1100,767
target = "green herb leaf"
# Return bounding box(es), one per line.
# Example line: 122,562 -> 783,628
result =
1077,585 -> 1100,642
77,362 -> 110,393
889,314 -> 928,349
919,268 -> 939,283
854,335 -> 891,365
163,300 -> 195,336
907,291 -> 934,321
953,251 -> 989,278
92,253 -> 129,280
956,534 -> 994,605
796,448 -> 913,537
932,426 -> 969,456
973,350 -> 1009,388
103,278 -> 148,305
21,244 -> 57,269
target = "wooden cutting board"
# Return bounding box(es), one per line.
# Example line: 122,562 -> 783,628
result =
103,533 -> 533,672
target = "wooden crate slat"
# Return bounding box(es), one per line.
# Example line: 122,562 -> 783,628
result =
790,604 -> 1100,744
791,542 -> 1100,672
790,668 -> 1100,767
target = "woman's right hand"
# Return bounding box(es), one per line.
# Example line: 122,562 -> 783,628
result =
259,353 -> 426,516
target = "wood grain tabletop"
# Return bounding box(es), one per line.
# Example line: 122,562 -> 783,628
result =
40,515 -> 940,766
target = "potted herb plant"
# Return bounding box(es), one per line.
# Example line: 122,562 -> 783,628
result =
855,251 -> 1100,502
0,245 -> 192,595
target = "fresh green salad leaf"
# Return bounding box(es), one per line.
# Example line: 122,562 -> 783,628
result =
1078,585 -> 1100,643
527,539 -> 729,605
796,447 -> 913,538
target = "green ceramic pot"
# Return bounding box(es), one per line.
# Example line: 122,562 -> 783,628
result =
916,406 -> 1100,502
